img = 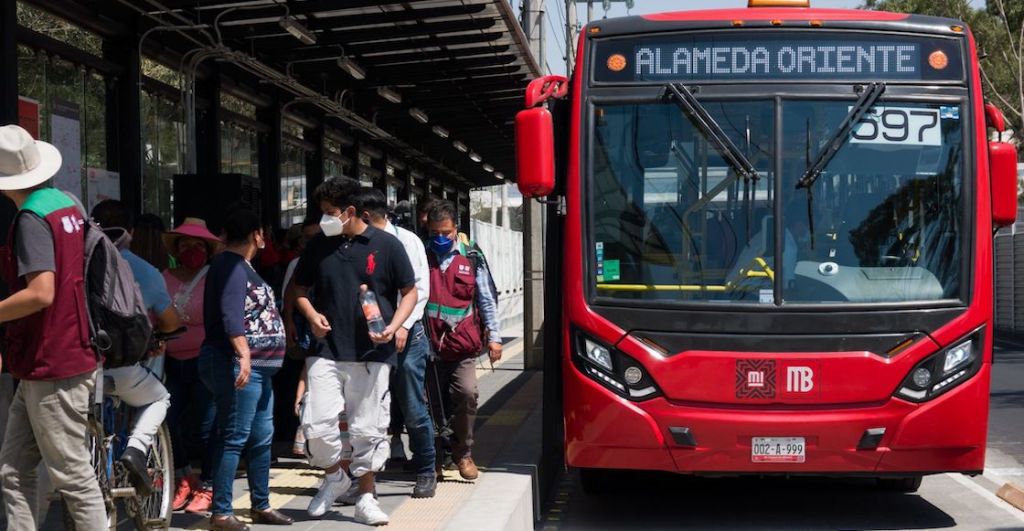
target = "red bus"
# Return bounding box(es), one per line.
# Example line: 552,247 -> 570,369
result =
516,0 -> 1020,493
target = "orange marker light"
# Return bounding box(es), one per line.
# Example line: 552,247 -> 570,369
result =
950,25 -> 964,33
770,19 -> 784,26
589,26 -> 601,34
809,20 -> 823,27
607,54 -> 627,72
732,20 -> 745,27
929,50 -> 949,70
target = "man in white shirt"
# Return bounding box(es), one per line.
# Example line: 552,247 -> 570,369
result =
355,188 -> 435,498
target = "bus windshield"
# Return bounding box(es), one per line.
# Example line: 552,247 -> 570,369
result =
590,98 -> 964,305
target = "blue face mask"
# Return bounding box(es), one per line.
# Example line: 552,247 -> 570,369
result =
431,234 -> 454,254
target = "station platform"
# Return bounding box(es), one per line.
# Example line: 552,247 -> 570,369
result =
164,336 -> 541,531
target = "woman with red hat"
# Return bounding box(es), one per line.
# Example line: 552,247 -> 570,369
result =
161,217 -> 224,513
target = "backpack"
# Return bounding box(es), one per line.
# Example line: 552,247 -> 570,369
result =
66,194 -> 153,368
465,240 -> 499,314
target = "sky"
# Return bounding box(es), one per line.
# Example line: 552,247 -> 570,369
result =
536,0 -> 988,75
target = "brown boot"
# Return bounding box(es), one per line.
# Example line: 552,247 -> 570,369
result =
457,457 -> 479,480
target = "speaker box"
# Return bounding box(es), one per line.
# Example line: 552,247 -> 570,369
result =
172,173 -> 260,235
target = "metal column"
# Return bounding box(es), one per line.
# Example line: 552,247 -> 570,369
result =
257,92 -> 282,228
103,32 -> 142,215
522,0 -> 546,369
0,0 -> 17,126
305,122 -> 325,220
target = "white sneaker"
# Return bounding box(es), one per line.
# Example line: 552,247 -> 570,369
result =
338,479 -> 362,505
354,493 -> 389,526
307,474 -> 352,517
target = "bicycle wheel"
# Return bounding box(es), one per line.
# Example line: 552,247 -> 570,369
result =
62,414 -> 114,530
127,423 -> 173,530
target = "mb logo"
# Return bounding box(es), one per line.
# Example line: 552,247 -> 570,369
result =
786,366 -> 814,393
747,371 -> 765,388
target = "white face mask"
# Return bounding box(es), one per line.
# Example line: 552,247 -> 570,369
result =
320,213 -> 347,237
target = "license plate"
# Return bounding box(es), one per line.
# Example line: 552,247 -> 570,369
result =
751,437 -> 805,463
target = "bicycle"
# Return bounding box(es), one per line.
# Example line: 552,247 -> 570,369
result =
61,329 -> 181,530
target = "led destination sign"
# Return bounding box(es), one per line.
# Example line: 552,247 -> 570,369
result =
594,32 -> 964,83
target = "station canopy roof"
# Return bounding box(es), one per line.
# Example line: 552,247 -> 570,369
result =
41,0 -> 542,186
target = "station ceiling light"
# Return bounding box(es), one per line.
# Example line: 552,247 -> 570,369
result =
482,164 -> 494,172
469,152 -> 482,162
432,125 -> 449,138
453,140 -> 468,152
279,16 -> 317,45
377,86 -> 402,104
409,108 -> 429,124
337,57 -> 366,80
494,172 -> 505,180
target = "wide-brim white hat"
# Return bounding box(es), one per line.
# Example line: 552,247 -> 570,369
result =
0,125 -> 62,191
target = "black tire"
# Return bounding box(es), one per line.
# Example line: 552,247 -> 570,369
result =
877,475 -> 923,493
128,424 -> 173,530
579,468 -> 618,496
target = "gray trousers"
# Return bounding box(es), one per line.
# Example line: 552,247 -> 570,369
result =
0,370 -> 107,531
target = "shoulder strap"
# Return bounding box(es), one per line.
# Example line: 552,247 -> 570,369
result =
174,265 -> 209,314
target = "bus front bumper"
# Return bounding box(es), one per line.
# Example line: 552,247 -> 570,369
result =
565,362 -> 989,475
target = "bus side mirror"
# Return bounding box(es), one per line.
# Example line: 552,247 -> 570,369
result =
515,107 -> 556,198
516,75 -> 568,199
990,140 -> 1018,228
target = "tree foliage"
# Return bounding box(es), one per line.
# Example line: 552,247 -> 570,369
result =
864,0 -> 1024,138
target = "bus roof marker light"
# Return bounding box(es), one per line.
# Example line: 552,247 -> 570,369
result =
748,0 -> 810,6
929,50 -> 949,70
951,25 -> 964,33
809,20 -> 823,28
770,19 -> 784,26
732,20 -> 744,27
589,26 -> 601,34
607,54 -> 627,72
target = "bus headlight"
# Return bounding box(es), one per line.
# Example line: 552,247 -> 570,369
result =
584,338 -> 614,371
574,330 -> 661,401
895,328 -> 984,403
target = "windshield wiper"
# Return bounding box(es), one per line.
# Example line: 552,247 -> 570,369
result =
665,83 -> 759,182
795,82 -> 886,189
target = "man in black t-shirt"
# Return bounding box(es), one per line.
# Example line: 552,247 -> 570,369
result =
295,177 -> 416,526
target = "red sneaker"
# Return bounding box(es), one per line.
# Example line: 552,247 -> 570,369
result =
185,486 -> 213,514
172,475 -> 199,511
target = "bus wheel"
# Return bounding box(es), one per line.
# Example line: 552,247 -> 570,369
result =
877,476 -> 923,493
579,468 -> 617,495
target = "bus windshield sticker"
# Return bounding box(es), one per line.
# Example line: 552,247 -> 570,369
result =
849,106 -> 942,146
940,106 -> 961,120
759,289 -> 774,305
594,32 -> 963,83
604,260 -> 621,282
596,242 -> 605,282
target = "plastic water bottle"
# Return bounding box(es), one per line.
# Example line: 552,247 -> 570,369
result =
360,285 -> 387,335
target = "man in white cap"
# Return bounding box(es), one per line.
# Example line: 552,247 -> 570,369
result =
0,124 -> 107,530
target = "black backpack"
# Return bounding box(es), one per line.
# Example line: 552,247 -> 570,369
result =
66,194 -> 153,368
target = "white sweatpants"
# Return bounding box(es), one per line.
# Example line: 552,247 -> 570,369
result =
303,358 -> 390,477
105,364 -> 171,452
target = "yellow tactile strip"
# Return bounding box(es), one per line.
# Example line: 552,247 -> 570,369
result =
184,467 -> 321,529
385,473 -> 477,530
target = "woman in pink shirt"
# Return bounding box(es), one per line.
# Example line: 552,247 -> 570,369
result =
162,218 -> 224,514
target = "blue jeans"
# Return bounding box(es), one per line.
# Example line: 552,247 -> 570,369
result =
396,322 -> 436,474
165,356 -> 215,484
198,348 -> 278,516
